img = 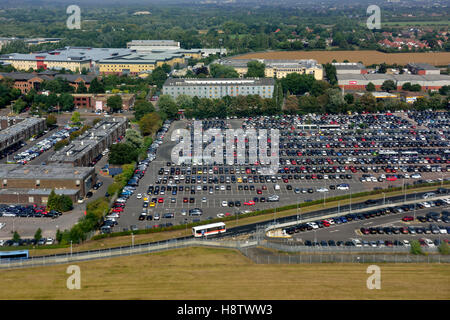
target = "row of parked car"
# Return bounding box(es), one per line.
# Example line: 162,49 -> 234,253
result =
283,194 -> 448,235
0,237 -> 55,247
0,204 -> 62,218
302,238 -> 448,248
13,125 -> 77,165
100,120 -> 172,234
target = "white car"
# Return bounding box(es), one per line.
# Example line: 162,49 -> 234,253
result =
402,240 -> 410,247
221,201 -> 228,207
411,173 -> 422,179
202,197 -> 207,203
0,222 -> 5,230
421,201 -> 431,208
306,222 -> 319,229
423,238 -> 435,247
316,187 -> 329,193
217,213 -> 225,218
274,184 -> 280,190
136,193 -> 142,199
2,213 -> 16,217
45,238 -> 54,245
0,239 -> 4,246
337,184 -> 349,190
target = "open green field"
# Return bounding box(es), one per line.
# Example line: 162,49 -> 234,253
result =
0,247 -> 449,300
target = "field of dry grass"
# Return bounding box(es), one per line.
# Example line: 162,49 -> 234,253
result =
234,50 -> 450,66
1,247 -> 449,300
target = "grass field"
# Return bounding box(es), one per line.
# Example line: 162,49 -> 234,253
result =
0,247 -> 449,299
234,50 -> 450,66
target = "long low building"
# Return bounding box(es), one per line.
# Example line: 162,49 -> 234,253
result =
0,117 -> 46,153
337,73 -> 450,91
72,93 -> 135,111
220,59 -> 323,80
0,47 -> 132,72
0,164 -> 95,204
49,117 -> 127,167
162,78 -> 275,99
98,49 -> 202,75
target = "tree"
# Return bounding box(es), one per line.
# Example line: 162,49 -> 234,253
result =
12,98 -> 27,114
402,82 -> 412,91
12,231 -> 21,243
88,78 -> 105,93
284,95 -> 299,114
59,93 -> 74,111
54,139 -> 69,151
438,85 -> 450,96
246,60 -> 265,78
410,84 -> 421,92
175,94 -> 194,111
344,93 -> 354,105
133,100 -> 155,121
46,114 -> 57,127
366,82 -> 376,92
209,64 -> 239,78
76,82 -> 88,93
107,95 -> 123,113
381,80 -> 396,92
71,111 -> 81,124
410,240 -> 424,255
150,67 -> 168,89
281,73 -> 316,95
125,129 -> 143,150
139,112 -> 162,136
359,93 -> 377,112
47,189 -> 73,212
109,142 -> 139,165
158,94 -> 178,119
438,241 -> 450,255
161,63 -> 172,74
34,228 -> 42,242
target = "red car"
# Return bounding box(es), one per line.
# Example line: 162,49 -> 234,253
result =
158,198 -> 164,203
256,189 -> 262,194
386,176 -> 397,181
183,197 -> 188,203
402,216 -> 414,222
112,207 -> 124,213
244,201 -> 255,206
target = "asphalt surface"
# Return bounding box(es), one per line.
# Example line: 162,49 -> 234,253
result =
115,118 -> 449,232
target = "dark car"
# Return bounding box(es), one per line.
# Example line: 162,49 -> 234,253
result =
85,191 -> 93,198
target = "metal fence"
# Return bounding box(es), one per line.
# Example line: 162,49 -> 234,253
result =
239,248 -> 450,264
261,240 -> 440,254
0,238 -> 257,269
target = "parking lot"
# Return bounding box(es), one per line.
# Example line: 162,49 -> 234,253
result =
110,112 -> 450,232
283,199 -> 449,247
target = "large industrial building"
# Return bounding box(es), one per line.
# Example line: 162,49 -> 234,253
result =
332,62 -> 368,75
220,59 -> 323,80
337,73 -> 450,91
0,47 -> 132,72
49,117 -> 127,167
162,78 -> 275,99
0,164 -> 95,204
126,40 -> 181,51
0,117 -> 46,153
98,49 -> 202,75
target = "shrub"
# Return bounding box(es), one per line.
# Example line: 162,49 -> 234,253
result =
438,242 -> 450,255
410,240 -> 424,255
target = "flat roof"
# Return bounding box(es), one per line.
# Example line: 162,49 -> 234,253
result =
164,78 -> 275,87
0,118 -> 45,147
220,58 -> 321,69
49,117 -> 127,163
0,164 -> 94,180
0,188 -> 79,196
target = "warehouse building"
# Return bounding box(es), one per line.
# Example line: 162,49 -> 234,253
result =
162,78 -> 275,99
49,117 -> 127,167
0,116 -> 24,130
0,47 -> 132,72
0,164 -> 95,204
407,63 -> 440,75
98,49 -> 201,75
0,117 -> 46,152
220,59 -> 323,80
127,40 -> 181,51
337,73 -> 450,91
332,62 -> 368,75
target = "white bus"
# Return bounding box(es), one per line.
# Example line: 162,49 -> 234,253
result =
192,222 -> 226,238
